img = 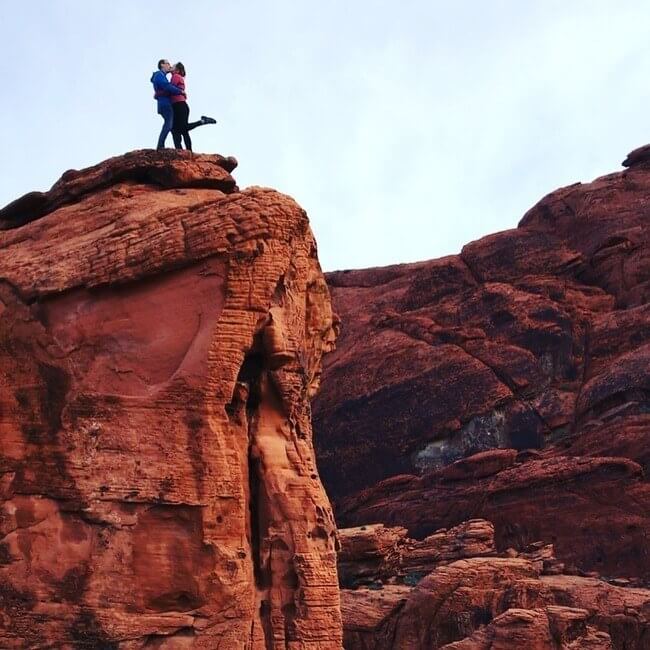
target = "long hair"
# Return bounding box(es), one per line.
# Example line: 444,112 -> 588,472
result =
174,62 -> 186,77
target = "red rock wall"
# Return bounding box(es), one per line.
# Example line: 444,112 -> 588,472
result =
314,149 -> 650,583
0,151 -> 342,648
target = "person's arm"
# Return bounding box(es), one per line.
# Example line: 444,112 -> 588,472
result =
154,71 -> 183,96
165,81 -> 183,95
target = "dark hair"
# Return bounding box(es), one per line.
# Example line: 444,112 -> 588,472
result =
157,59 -> 168,70
174,62 -> 186,77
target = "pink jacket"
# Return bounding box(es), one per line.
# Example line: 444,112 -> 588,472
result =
170,73 -> 187,103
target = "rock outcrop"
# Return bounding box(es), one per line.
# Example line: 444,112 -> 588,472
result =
342,558 -> 650,649
440,607 -> 614,650
313,147 -> 650,584
338,519 -> 495,587
0,150 -> 342,648
339,519 -> 650,649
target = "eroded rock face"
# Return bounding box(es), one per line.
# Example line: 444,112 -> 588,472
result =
0,150 -> 341,648
440,607 -> 614,650
338,519 -> 495,588
314,147 -> 650,582
385,557 -> 649,648
339,517 -> 650,649
341,554 -> 650,649
338,452 -> 650,583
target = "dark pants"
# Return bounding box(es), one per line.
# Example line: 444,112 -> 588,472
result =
171,102 -> 203,151
156,103 -> 174,149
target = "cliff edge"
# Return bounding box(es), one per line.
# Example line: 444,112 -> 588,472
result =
0,150 -> 342,648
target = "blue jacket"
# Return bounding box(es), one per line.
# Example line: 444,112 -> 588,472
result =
150,70 -> 182,109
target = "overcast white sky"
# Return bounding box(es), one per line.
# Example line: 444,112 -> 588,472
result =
2,1 -> 649,270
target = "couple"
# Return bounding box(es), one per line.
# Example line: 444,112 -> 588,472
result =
150,59 -> 216,151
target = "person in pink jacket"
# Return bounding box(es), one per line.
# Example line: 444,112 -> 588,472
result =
170,62 -> 216,151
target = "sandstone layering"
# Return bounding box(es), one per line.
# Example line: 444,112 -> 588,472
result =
313,146 -> 650,601
0,150 -> 342,648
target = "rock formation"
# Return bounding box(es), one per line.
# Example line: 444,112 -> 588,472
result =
440,608 -> 613,650
313,147 -> 650,585
338,519 -> 495,588
0,150 -> 342,648
338,518 -> 650,649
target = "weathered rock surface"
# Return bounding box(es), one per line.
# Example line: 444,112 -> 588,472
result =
338,519 -> 495,587
0,150 -> 341,648
338,517 -> 650,648
338,451 -> 650,583
337,524 -> 407,587
0,149 -> 238,229
441,607 -> 613,650
314,147 -> 650,583
341,554 -> 650,649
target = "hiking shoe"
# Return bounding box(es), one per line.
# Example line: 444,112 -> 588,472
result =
201,115 -> 217,124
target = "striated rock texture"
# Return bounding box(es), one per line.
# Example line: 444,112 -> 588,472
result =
314,148 -> 650,582
339,519 -> 650,649
0,150 -> 342,648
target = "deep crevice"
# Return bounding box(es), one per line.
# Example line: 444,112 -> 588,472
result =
458,252 -> 484,285
235,338 -> 276,648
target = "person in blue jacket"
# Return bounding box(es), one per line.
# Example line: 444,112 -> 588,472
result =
150,59 -> 183,150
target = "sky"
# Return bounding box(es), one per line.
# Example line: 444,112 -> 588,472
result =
2,1 -> 650,271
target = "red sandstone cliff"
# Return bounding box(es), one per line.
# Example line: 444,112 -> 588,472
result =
0,150 -> 342,648
5,141 -> 650,649
313,145 -> 650,588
